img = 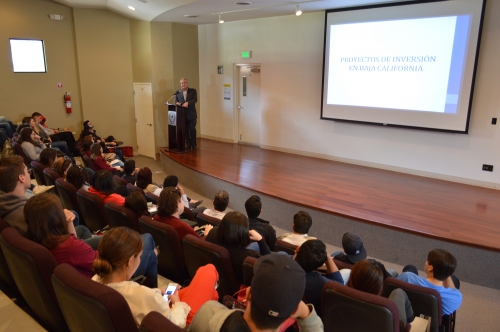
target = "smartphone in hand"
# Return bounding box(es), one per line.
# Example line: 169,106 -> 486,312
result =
163,283 -> 178,302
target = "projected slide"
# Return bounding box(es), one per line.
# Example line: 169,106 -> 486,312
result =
327,16 -> 469,114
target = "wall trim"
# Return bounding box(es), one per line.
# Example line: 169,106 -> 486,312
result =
200,134 -> 235,143
260,144 -> 500,190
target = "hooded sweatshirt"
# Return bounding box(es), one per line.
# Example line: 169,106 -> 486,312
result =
0,191 -> 28,233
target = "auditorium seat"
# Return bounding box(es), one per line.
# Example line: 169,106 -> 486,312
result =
43,167 -> 60,190
82,155 -> 97,172
145,192 -> 158,204
274,239 -> 297,255
76,189 -> 108,231
52,263 -> 138,332
0,228 -> 69,331
30,160 -> 47,185
0,218 -> 20,298
13,141 -> 32,168
138,216 -> 190,284
182,234 -> 240,299
113,174 -> 128,188
242,256 -> 257,286
127,183 -> 144,196
195,212 -> 221,227
139,311 -> 185,332
382,277 -> 454,332
105,202 -> 140,231
321,280 -> 400,332
55,178 -> 84,223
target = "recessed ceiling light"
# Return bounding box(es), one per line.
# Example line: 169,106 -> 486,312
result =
235,2 -> 252,5
128,6 -> 136,10
184,15 -> 199,18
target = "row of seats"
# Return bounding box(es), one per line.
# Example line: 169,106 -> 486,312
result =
0,220 -> 183,332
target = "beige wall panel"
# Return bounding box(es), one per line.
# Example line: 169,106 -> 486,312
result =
130,19 -> 153,83
73,8 -> 136,148
150,22 -> 175,150
0,0 -> 82,131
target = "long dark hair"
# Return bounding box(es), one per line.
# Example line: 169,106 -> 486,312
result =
157,187 -> 181,217
39,148 -> 58,168
18,127 -> 42,147
125,191 -> 151,218
348,259 -> 384,295
217,211 -> 251,247
92,170 -> 115,196
136,167 -> 153,189
25,193 -> 69,250
66,165 -> 90,189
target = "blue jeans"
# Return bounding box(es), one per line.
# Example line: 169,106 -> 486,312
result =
135,233 -> 158,287
0,123 -> 13,138
51,141 -> 72,157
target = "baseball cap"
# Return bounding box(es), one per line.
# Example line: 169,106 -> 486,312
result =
251,255 -> 305,319
342,232 -> 367,263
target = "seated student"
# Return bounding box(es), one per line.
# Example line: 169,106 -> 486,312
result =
66,165 -> 91,191
32,113 -> 73,157
135,167 -> 160,193
93,227 -> 218,327
333,232 -> 367,265
122,159 -> 139,184
0,116 -> 15,138
396,249 -> 462,315
154,175 -> 203,210
18,127 -> 45,161
245,195 -> 277,251
349,259 -> 414,332
88,170 -> 125,205
153,187 -> 212,243
202,190 -> 229,220
205,211 -> 271,285
125,191 -> 152,219
39,148 -> 58,168
294,239 -> 344,316
279,211 -> 316,246
90,143 -> 123,174
53,156 -> 72,178
188,254 -> 323,332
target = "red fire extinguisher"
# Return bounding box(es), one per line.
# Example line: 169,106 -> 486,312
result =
64,92 -> 72,114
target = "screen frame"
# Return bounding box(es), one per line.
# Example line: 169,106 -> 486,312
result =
320,0 -> 486,134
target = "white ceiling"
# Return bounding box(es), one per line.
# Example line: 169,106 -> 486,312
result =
51,0 -> 409,25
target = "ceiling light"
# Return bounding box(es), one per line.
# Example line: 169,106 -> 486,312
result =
184,15 -> 199,18
235,2 -> 252,4
219,14 -> 224,23
295,4 -> 302,16
128,6 -> 136,10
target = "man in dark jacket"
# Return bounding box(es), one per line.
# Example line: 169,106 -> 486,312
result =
245,195 -> 277,251
175,78 -> 198,150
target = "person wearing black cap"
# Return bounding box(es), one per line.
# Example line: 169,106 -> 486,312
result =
333,232 -> 367,265
188,254 -> 324,332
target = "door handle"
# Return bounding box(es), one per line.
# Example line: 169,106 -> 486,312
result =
237,105 -> 244,109
147,123 -> 152,126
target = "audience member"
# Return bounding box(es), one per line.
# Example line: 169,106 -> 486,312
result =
333,232 -> 367,265
153,187 -> 212,243
32,112 -> 73,157
245,195 -> 277,251
88,170 -> 125,205
203,190 -> 229,220
279,211 -> 316,246
39,148 -> 58,168
90,143 -> 123,174
205,211 -> 271,285
66,165 -> 91,191
136,167 -> 160,193
53,157 -> 72,178
18,127 -> 45,161
349,259 -> 414,332
24,193 -> 97,277
93,227 -> 218,327
125,191 -> 151,219
154,175 -> 204,212
396,249 -> 462,315
0,117 -> 15,138
188,254 -> 323,332
294,239 -> 344,316
0,156 -> 31,232
122,159 -> 139,184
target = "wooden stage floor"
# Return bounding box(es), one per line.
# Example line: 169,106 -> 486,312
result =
161,139 -> 500,252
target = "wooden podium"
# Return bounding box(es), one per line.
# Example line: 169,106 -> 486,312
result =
166,103 -> 187,153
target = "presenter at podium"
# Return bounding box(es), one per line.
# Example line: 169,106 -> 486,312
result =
175,78 -> 198,151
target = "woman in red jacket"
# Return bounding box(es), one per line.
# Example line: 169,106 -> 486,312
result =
90,142 -> 123,174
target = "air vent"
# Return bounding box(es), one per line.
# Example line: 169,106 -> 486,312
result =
235,2 -> 252,5
138,0 -> 149,3
184,15 -> 199,18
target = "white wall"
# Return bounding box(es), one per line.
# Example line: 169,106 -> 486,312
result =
198,0 -> 500,188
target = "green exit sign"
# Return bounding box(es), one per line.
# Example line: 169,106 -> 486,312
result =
241,51 -> 252,59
